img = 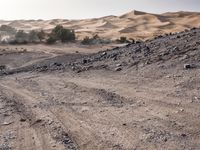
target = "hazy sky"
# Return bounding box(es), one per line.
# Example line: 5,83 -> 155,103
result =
0,0 -> 199,20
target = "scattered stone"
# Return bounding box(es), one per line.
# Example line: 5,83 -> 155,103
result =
164,137 -> 168,142
116,64 -> 121,67
32,119 -> 42,125
194,96 -> 200,101
101,52 -> 107,56
54,62 -> 62,67
171,46 -> 179,52
0,65 -> 6,70
184,64 -> 192,69
82,59 -> 88,64
122,123 -> 127,126
181,133 -> 187,137
20,118 -> 26,122
115,67 -> 122,71
2,122 -> 13,126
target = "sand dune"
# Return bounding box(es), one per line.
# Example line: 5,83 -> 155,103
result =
0,10 -> 199,40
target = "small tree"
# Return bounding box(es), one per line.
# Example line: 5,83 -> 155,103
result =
46,33 -> 57,44
37,30 -> 46,42
28,30 -> 39,43
81,36 -> 92,45
51,25 -> 75,43
0,25 -> 16,34
15,30 -> 28,44
59,28 -> 75,42
52,25 -> 63,38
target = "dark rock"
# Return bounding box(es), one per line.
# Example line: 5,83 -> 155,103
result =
115,67 -> 122,71
0,65 -> 6,70
122,123 -> 127,126
82,59 -> 88,64
116,64 -> 122,67
184,64 -> 192,69
181,133 -> 187,137
54,62 -> 62,66
171,47 -> 179,53
20,118 -> 26,122
101,52 -> 107,56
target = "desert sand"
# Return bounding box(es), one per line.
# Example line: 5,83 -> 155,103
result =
0,10 -> 200,40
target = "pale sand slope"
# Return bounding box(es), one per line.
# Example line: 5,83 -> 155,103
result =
0,10 -> 199,40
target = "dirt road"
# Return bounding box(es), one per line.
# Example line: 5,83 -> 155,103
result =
0,68 -> 200,150
0,28 -> 200,149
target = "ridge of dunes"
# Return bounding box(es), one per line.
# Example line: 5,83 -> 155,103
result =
0,10 -> 199,40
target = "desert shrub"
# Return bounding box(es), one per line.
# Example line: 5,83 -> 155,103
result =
81,34 -> 111,45
81,36 -> 93,45
46,34 -> 57,44
28,30 -> 40,43
0,25 -> 17,43
129,38 -> 135,43
14,30 -> 29,44
51,25 -> 75,42
59,28 -> 75,42
37,30 -> 46,42
93,34 -> 100,39
120,37 -> 127,43
116,36 -> 131,43
0,25 -> 16,34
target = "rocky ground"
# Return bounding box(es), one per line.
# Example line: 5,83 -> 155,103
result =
0,28 -> 200,150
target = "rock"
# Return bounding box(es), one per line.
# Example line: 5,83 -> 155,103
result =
20,118 -> 26,122
115,67 -> 122,71
171,47 -> 179,52
194,96 -> 200,101
184,64 -> 192,69
0,65 -> 6,70
2,122 -> 13,126
54,62 -> 62,67
179,55 -> 189,61
82,59 -> 87,64
116,64 -> 121,67
101,52 -> 107,56
113,57 -> 117,61
181,133 -> 187,137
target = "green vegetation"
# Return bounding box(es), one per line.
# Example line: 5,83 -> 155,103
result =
116,36 -> 131,43
81,34 -> 111,45
14,30 -> 29,44
81,36 -> 93,45
50,25 -> 76,43
37,30 -> 46,42
28,30 -> 40,43
46,34 -> 57,44
0,25 -> 16,34
0,24 -> 76,44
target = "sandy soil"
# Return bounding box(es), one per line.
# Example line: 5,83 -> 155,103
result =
0,28 -> 200,150
0,10 -> 200,40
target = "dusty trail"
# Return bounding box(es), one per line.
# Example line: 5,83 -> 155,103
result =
1,68 -> 200,149
0,28 -> 200,149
